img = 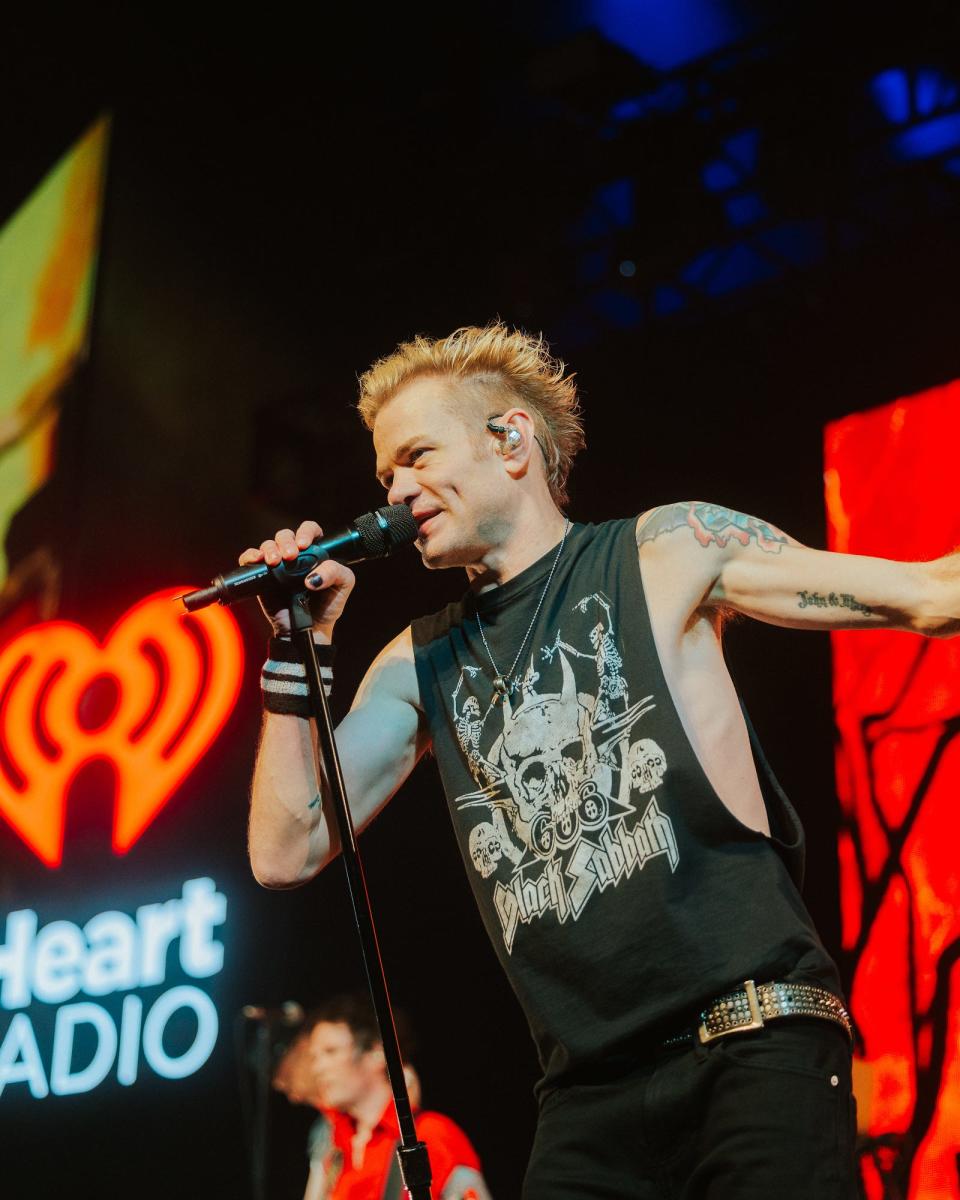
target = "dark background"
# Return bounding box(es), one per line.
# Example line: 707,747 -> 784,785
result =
3,3 -> 960,1196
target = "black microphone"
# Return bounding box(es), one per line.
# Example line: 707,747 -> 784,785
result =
181,503 -> 419,612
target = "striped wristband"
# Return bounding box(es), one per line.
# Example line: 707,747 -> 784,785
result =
261,636 -> 335,717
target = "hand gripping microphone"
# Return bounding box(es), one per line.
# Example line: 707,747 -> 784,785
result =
180,503 -> 419,612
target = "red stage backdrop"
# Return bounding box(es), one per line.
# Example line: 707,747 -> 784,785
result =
825,381 -> 960,1199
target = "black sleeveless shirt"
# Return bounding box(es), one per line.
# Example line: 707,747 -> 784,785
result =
410,517 -> 842,1089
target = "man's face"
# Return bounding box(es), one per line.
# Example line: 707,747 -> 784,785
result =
273,1031 -> 324,1107
373,376 -> 512,569
308,1021 -> 384,1112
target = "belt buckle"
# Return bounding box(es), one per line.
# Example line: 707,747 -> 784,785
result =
698,979 -> 765,1045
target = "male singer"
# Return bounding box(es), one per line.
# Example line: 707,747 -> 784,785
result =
242,323 -> 959,1198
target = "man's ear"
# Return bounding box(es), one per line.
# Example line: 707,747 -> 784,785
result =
366,1044 -> 387,1070
492,407 -> 537,477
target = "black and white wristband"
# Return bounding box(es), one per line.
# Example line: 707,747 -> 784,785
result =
261,636 -> 335,717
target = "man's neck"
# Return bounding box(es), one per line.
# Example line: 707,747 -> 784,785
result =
466,503 -> 568,593
346,1079 -> 394,1136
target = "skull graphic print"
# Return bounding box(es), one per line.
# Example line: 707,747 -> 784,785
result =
453,592 -> 679,952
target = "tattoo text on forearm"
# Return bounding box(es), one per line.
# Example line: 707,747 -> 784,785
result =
796,590 -> 874,615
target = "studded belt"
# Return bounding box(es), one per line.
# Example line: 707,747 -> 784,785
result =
663,979 -> 853,1047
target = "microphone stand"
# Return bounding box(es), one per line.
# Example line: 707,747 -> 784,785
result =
249,1020 -> 272,1200
288,589 -> 432,1200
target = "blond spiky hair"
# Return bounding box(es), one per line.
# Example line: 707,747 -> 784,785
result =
357,322 -> 585,506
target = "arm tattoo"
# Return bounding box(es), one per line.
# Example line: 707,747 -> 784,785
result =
797,590 -> 874,615
637,502 -> 788,554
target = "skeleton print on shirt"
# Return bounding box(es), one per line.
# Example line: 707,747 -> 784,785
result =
452,592 -> 679,953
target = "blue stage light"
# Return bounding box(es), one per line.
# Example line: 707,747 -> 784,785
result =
707,244 -> 777,295
609,80 -> 687,123
870,66 -> 960,128
703,160 -> 738,192
892,113 -> 960,162
653,286 -> 685,316
871,68 -> 911,124
915,67 -> 958,117
703,129 -> 760,192
572,179 -> 634,240
681,246 -> 721,288
585,0 -> 755,71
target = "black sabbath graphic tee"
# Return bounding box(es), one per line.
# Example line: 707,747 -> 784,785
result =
411,517 -> 842,1089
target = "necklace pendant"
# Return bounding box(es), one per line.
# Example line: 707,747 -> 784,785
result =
476,515 -> 570,711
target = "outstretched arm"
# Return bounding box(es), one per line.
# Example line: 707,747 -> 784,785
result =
637,501 -> 960,637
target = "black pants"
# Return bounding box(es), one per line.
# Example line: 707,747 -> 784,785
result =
523,1020 -> 857,1199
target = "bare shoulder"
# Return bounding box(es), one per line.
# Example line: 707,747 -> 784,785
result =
635,501 -> 797,557
351,625 -> 422,711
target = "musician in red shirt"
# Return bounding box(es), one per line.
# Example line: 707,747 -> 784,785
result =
302,995 -> 491,1200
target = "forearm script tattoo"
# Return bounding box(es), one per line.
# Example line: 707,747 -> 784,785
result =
797,590 -> 874,615
637,502 -> 788,554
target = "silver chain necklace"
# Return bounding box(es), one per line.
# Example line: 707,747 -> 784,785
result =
475,518 -> 571,705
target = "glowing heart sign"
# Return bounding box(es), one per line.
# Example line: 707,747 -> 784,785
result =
0,589 -> 244,866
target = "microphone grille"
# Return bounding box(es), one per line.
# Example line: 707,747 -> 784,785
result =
376,503 -> 420,550
353,504 -> 419,556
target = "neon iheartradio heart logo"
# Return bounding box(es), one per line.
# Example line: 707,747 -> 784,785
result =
0,589 -> 244,866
